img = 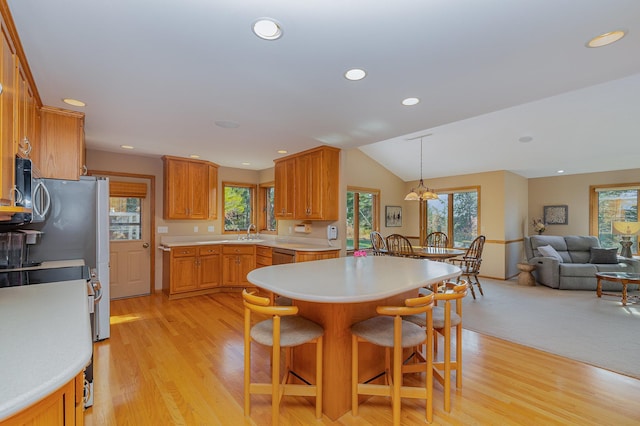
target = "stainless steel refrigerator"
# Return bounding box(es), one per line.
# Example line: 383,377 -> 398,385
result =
25,176 -> 110,340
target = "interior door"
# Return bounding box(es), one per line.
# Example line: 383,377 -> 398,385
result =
108,177 -> 151,299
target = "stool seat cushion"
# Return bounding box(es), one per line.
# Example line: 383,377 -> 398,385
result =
351,316 -> 426,348
251,316 -> 323,347
404,306 -> 461,329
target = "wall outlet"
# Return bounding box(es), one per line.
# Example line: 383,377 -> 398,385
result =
194,226 -> 199,232
158,226 -> 168,234
208,225 -> 215,232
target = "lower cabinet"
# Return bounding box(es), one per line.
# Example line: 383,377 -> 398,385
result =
1,372 -> 84,426
256,245 -> 272,268
222,245 -> 256,286
162,245 -> 221,298
296,250 -> 340,263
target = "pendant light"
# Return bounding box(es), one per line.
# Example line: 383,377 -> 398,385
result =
404,136 -> 438,201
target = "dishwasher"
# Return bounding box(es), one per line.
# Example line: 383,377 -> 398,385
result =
272,248 -> 296,264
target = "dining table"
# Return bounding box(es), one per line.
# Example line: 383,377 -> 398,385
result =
247,255 -> 461,420
413,246 -> 465,260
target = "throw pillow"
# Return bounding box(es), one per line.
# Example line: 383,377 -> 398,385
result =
537,245 -> 563,262
589,247 -> 619,264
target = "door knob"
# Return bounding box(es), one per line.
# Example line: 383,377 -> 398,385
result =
143,242 -> 150,248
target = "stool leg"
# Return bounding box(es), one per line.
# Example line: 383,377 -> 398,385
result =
444,323 -> 452,412
272,320 -> 281,425
243,311 -> 251,416
316,336 -> 323,419
392,317 -> 402,426
456,323 -> 463,389
352,334 -> 359,416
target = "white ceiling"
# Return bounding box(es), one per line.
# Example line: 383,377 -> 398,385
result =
7,0 -> 640,181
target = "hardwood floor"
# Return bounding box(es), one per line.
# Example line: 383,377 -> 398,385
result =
85,291 -> 640,425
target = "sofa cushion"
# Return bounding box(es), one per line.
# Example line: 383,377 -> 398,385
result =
559,263 -> 598,277
565,236 -> 600,263
589,247 -> 619,264
537,245 -> 564,262
530,235 -> 571,262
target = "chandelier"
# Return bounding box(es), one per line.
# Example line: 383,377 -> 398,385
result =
404,136 -> 438,201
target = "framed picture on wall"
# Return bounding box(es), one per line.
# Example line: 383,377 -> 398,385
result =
385,205 -> 402,227
544,205 -> 568,225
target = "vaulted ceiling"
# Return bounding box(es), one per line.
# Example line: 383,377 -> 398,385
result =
7,0 -> 640,180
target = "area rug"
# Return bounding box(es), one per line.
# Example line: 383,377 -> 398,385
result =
461,278 -> 640,379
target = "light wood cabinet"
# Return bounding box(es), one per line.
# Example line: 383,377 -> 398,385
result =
162,245 -> 221,298
0,15 -> 16,207
295,249 -> 340,263
162,156 -> 218,220
274,146 -> 340,221
1,371 -> 84,426
221,245 -> 256,286
274,157 -> 295,219
256,245 -> 272,267
15,59 -> 37,160
39,106 -> 85,180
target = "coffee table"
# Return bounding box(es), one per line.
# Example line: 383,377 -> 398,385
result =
595,272 -> 640,306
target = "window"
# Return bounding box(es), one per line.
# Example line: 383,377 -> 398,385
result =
258,182 -> 276,233
346,187 -> 380,251
223,182 -> 255,232
423,187 -> 479,248
590,183 -> 639,254
109,197 -> 141,240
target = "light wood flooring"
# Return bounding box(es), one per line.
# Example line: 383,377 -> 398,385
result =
85,291 -> 640,425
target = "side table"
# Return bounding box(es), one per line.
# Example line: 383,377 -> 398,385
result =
517,263 -> 536,286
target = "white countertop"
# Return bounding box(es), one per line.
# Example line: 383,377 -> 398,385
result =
0,280 -> 92,421
247,256 -> 461,303
160,237 -> 341,252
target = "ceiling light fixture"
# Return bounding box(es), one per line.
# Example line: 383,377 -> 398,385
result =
120,145 -> 134,150
404,136 -> 438,201
189,154 -> 200,159
63,98 -> 86,107
253,18 -> 283,40
586,30 -> 626,48
277,150 -> 288,154
557,170 -> 565,174
344,68 -> 366,81
215,120 -> 240,128
402,97 -> 420,106
241,162 -> 251,166
518,135 -> 533,143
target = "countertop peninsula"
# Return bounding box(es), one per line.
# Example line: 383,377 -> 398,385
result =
0,280 -> 92,421
160,236 -> 341,252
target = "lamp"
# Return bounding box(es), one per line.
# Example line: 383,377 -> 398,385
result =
404,137 -> 438,201
612,221 -> 640,258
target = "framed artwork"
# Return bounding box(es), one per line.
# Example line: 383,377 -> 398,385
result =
385,205 -> 402,227
544,205 -> 568,225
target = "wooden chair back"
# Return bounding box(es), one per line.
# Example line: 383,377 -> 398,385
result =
462,235 -> 486,273
370,231 -> 387,255
385,234 -> 416,257
424,231 -> 449,248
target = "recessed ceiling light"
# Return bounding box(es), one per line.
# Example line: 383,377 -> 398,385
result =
402,97 -> 420,106
277,150 -> 288,154
344,68 -> 366,81
241,162 -> 251,166
518,136 -> 533,143
557,170 -> 565,174
120,145 -> 134,150
189,154 -> 200,159
63,98 -> 86,107
215,120 -> 240,128
253,18 -> 283,40
586,30 -> 626,48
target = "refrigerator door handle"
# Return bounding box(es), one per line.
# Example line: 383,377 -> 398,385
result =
92,279 -> 103,303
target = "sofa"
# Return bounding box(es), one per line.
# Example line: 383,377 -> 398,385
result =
524,235 -> 640,290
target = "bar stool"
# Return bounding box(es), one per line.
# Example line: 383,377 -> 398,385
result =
405,281 -> 467,412
351,293 -> 434,425
242,289 -> 323,424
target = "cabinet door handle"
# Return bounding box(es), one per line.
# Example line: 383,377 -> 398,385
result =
81,165 -> 88,175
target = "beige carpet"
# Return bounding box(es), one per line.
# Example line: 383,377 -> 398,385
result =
461,277 -> 640,379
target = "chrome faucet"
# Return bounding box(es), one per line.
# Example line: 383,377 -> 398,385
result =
247,223 -> 257,240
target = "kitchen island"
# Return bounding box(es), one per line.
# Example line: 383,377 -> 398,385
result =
0,280 -> 91,425
247,255 -> 461,420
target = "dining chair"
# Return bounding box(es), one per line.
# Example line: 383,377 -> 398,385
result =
449,235 -> 486,299
351,293 -> 435,425
423,231 -> 449,248
370,230 -> 388,255
242,289 -> 324,424
385,234 -> 418,258
406,281 -> 468,412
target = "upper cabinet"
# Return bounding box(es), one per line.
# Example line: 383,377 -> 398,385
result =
15,58 -> 37,160
163,155 -> 218,220
38,106 -> 85,180
274,145 -> 340,221
0,14 -> 16,207
274,157 -> 295,219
